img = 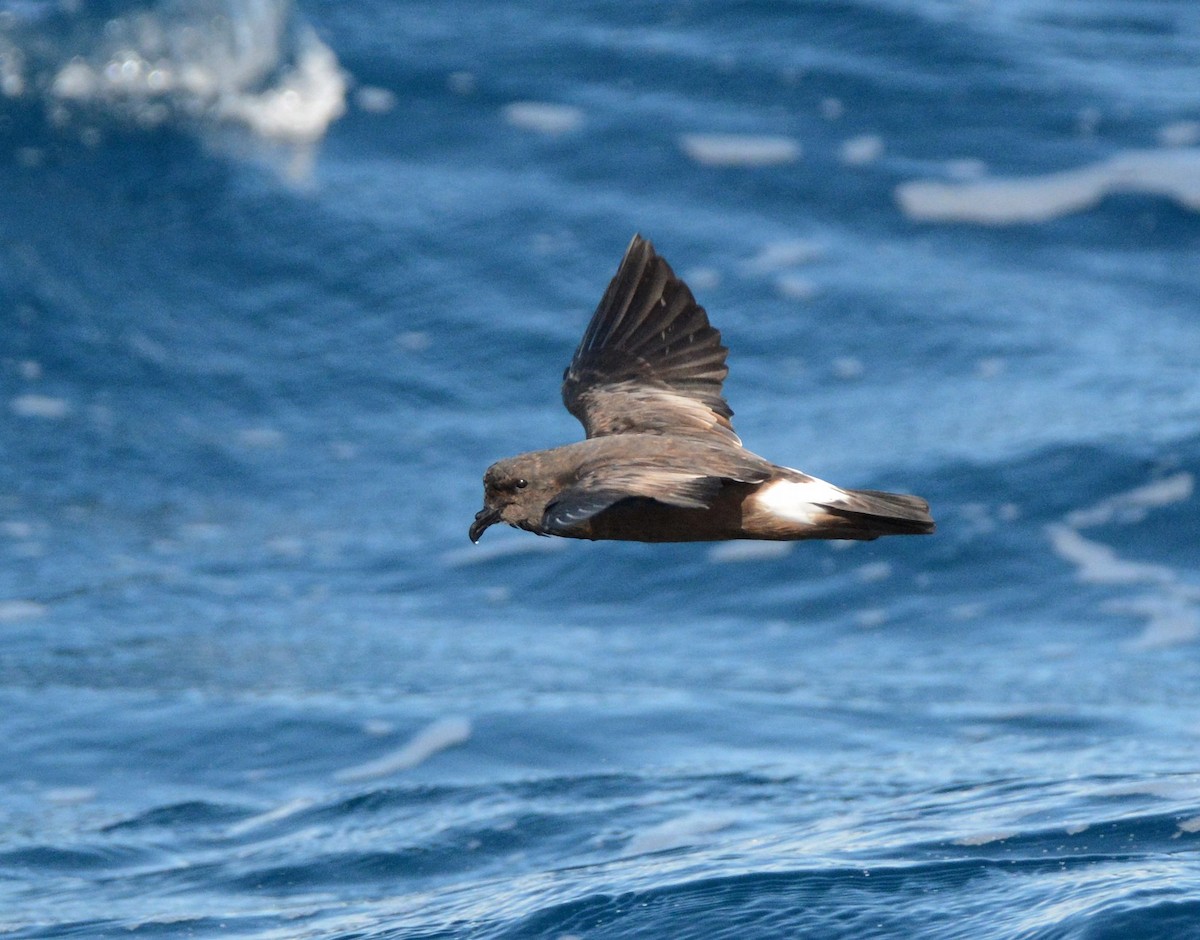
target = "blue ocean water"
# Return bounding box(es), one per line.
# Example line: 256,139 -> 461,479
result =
3,1 -> 1200,937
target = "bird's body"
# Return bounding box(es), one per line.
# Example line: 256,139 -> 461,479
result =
470,235 -> 934,545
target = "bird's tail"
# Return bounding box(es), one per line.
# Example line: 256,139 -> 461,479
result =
818,487 -> 935,539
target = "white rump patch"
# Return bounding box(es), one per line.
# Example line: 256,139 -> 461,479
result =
755,476 -> 845,525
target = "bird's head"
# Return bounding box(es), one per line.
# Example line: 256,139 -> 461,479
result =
469,454 -> 557,542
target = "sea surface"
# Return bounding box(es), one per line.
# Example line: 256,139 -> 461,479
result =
3,2 -> 1200,937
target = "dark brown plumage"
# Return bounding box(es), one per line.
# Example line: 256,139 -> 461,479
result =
469,235 -> 934,544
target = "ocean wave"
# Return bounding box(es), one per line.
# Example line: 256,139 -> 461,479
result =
0,0 -> 345,143
1047,471 -> 1198,649
896,148 -> 1200,225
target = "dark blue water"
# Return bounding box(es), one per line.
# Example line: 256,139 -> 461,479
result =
3,2 -> 1200,937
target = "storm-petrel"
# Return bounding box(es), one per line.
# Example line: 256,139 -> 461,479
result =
469,235 -> 934,544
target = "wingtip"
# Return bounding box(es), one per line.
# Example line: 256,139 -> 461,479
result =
625,232 -> 653,259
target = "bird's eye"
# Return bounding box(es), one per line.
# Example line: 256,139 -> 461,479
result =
515,478 -> 528,489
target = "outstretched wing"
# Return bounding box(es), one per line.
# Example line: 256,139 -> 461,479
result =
541,443 -> 772,534
562,234 -> 738,443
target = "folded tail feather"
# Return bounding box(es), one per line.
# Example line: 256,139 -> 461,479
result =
818,487 -> 935,538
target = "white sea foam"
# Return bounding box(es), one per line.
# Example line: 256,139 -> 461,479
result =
1179,815 -> 1200,834
945,158 -> 988,180
12,3 -> 347,144
746,239 -> 825,272
1064,473 -> 1193,529
856,608 -> 888,629
896,148 -> 1200,224
42,787 -> 97,806
954,830 -> 1015,847
10,394 -> 70,419
1045,525 -> 1173,586
625,812 -> 736,855
354,85 -> 396,114
1049,473 -> 1198,648
775,274 -> 818,301
682,267 -> 721,291
2,521 -> 34,539
503,101 -> 583,135
707,541 -> 793,563
1108,594 -> 1200,651
225,796 -> 315,837
215,34 -> 347,143
447,71 -> 476,95
832,356 -> 864,380
237,427 -> 286,449
679,134 -> 800,167
1159,121 -> 1200,148
840,134 -> 884,166
0,600 -> 46,622
976,357 -> 1006,379
334,717 -> 472,782
856,561 -> 893,583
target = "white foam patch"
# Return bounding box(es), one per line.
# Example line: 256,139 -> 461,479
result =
746,239 -> 825,272
1179,815 -> 1200,834
1065,473 -> 1193,529
237,427 -> 286,449
707,541 -> 793,563
1109,594 -> 1200,651
1046,525 -> 1172,586
755,477 -> 845,525
976,357 -> 1006,379
10,394 -> 70,419
681,267 -> 721,291
226,796 -> 315,837
0,600 -> 46,622
954,830 -> 1015,847
679,133 -> 800,167
856,608 -> 888,629
503,101 -> 583,135
896,148 -> 1200,224
945,158 -> 988,180
775,274 -> 818,301
1049,474 -> 1199,649
215,33 -> 347,143
840,134 -> 884,166
42,787 -> 97,806
354,85 -> 396,114
43,15 -> 346,144
1159,121 -> 1200,148
832,356 -> 864,380
447,71 -> 476,95
335,717 -> 471,782
856,561 -> 893,583
625,812 -> 736,855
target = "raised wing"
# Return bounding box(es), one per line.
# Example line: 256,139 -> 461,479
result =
562,235 -> 737,442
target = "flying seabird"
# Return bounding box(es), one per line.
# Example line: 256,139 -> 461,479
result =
469,235 -> 934,544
